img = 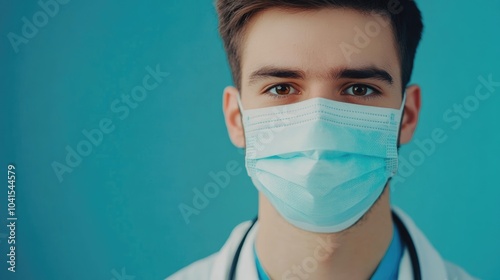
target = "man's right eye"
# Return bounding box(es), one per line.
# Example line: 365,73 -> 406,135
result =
265,84 -> 299,97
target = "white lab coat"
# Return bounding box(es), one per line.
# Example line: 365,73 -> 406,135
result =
167,208 -> 477,280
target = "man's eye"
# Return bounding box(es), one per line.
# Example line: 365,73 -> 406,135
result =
267,84 -> 299,96
343,84 -> 379,96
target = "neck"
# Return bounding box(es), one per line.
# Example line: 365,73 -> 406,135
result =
255,187 -> 393,280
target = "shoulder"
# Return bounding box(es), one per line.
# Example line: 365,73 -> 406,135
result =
165,253 -> 216,280
165,220 -> 255,280
393,207 -> 478,280
444,261 -> 479,280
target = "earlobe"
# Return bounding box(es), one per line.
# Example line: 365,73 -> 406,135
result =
399,85 -> 421,144
222,86 -> 246,148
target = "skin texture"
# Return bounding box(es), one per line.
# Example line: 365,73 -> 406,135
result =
222,8 -> 421,280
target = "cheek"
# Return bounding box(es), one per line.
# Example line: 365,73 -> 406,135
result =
238,87 -> 263,110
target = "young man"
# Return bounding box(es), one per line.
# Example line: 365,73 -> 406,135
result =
169,0 -> 476,279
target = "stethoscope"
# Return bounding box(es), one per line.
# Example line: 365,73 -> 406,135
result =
228,211 -> 421,280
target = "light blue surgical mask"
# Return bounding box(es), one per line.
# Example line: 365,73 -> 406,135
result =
238,95 -> 406,233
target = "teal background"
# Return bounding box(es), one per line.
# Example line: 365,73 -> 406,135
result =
0,0 -> 499,279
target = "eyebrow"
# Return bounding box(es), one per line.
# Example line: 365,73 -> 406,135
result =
248,66 -> 394,85
338,68 -> 393,84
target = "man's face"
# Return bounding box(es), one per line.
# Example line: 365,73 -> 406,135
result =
223,8 -> 420,148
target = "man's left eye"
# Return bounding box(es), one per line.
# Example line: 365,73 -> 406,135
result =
343,84 -> 378,96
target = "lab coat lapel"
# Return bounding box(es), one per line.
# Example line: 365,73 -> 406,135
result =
397,249 -> 415,280
394,207 -> 448,279
235,222 -> 259,279
209,220 -> 259,280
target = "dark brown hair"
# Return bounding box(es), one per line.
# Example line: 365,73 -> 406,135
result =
216,0 -> 423,90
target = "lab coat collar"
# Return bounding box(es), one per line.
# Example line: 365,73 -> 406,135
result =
210,220 -> 258,280
210,208 -> 449,280
392,207 -> 448,280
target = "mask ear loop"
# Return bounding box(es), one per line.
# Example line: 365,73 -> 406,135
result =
235,92 -> 248,151
236,92 -> 244,112
390,91 -> 407,188
400,91 -> 407,111
396,91 -> 407,149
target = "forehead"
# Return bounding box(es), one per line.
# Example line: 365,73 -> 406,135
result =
240,8 -> 401,86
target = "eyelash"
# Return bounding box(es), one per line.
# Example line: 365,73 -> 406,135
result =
343,83 -> 383,100
263,84 -> 298,99
262,83 -> 383,99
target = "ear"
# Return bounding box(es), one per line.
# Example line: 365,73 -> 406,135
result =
399,84 -> 421,144
222,86 -> 245,148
